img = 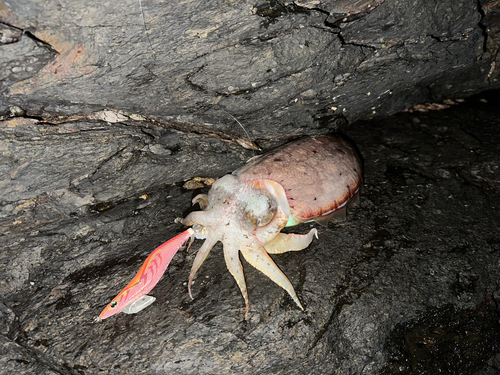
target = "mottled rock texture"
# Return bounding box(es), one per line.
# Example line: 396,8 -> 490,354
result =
1,92 -> 500,374
1,0 -> 500,136
1,0 -> 500,374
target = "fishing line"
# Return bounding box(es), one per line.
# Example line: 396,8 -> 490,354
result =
138,0 -> 157,58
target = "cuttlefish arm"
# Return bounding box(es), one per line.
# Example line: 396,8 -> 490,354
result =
223,235 -> 250,318
180,209 -> 217,228
256,179 -> 319,253
263,229 -> 318,254
224,201 -> 306,319
239,242 -> 304,316
187,230 -> 220,299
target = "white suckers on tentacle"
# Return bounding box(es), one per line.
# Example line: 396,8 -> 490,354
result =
180,134 -> 363,319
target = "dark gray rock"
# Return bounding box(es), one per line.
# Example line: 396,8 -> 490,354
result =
1,0 -> 499,136
0,116 -> 253,297
2,0 -> 500,373
1,91 -> 499,374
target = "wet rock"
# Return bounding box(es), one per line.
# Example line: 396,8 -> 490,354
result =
381,301 -> 500,374
1,0 -> 500,373
1,90 -> 500,374
0,117 -> 253,297
1,0 -> 499,136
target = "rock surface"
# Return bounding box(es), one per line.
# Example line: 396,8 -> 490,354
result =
2,0 -> 500,374
1,0 -> 500,137
1,91 -> 500,374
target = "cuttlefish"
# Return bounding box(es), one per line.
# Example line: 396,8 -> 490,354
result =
98,134 -> 363,320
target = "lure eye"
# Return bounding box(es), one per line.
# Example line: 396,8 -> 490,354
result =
110,301 -> 118,309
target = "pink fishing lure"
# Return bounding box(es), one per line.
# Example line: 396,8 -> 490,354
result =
97,228 -> 194,320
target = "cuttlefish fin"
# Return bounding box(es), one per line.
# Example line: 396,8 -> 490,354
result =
264,228 -> 318,254
314,205 -> 347,226
348,190 -> 360,206
122,295 -> 156,314
313,189 -> 360,226
240,245 -> 303,313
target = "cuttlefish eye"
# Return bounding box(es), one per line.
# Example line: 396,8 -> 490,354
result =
256,209 -> 275,226
110,301 -> 118,309
244,196 -> 277,227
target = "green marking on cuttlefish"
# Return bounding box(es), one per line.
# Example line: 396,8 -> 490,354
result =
285,216 -> 301,227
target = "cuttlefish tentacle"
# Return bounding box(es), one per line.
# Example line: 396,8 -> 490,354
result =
264,228 -> 318,254
188,231 -> 220,299
240,243 -> 304,312
223,237 -> 250,318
